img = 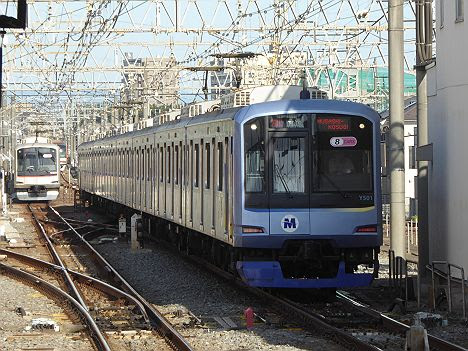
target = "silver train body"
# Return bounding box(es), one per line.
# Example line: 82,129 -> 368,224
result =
78,99 -> 382,288
14,143 -> 60,201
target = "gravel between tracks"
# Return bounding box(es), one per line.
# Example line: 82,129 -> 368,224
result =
95,240 -> 343,351
0,274 -> 93,351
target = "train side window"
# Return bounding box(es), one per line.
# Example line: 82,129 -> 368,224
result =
142,148 -> 145,181
125,150 -> 128,177
205,142 -> 210,189
190,141 -> 193,189
175,145 -> 179,185
148,147 -> 151,181
217,141 -> 223,191
194,143 -> 199,188
167,145 -> 171,183
137,148 -> 140,180
160,147 -> 164,182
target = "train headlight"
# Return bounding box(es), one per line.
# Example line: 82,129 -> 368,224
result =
250,123 -> 257,131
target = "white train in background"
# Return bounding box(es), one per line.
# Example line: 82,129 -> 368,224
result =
13,138 -> 60,201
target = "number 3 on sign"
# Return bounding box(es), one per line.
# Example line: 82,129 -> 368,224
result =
329,136 -> 357,148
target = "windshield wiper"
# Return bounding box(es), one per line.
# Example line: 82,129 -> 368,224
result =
313,119 -> 348,200
319,171 -> 349,199
275,164 -> 293,198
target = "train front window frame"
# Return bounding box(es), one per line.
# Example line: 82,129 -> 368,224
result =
312,115 -> 374,195
243,113 -> 375,209
17,147 -> 58,176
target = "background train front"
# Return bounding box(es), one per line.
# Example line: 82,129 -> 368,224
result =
14,143 -> 60,201
78,99 -> 382,289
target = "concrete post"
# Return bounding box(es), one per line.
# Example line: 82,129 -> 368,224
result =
130,213 -> 141,250
118,215 -> 126,237
415,0 -> 432,281
388,0 -> 406,258
1,170 -> 6,216
405,324 -> 429,351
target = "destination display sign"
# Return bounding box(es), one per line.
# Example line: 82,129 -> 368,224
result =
316,117 -> 350,131
269,115 -> 306,129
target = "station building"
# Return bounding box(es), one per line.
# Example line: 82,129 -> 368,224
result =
427,0 -> 468,270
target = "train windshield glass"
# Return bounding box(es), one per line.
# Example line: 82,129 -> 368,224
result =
272,137 -> 306,193
244,118 -> 265,193
17,147 -> 57,176
313,115 -> 373,193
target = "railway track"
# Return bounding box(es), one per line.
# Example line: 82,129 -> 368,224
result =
0,203 -> 193,351
45,204 -> 193,351
22,202 -> 467,351
145,234 -> 468,351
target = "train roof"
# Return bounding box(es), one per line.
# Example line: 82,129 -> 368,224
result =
16,143 -> 60,150
79,100 -> 379,149
236,99 -> 380,124
79,107 -> 242,149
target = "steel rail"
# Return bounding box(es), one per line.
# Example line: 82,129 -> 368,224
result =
336,291 -> 468,351
28,205 -> 112,351
162,246 -> 381,351
0,262 -> 109,351
0,248 -> 150,324
29,205 -> 88,309
48,205 -> 194,351
152,237 -> 468,351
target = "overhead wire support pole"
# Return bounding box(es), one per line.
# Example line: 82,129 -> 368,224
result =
388,0 -> 406,258
415,0 -> 433,282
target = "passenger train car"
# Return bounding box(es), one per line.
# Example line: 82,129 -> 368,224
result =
78,99 -> 382,288
14,142 -> 60,201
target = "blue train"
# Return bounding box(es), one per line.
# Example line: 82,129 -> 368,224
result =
79,98 -> 382,288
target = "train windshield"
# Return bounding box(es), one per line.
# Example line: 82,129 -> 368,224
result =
272,137 -> 306,193
17,147 -> 58,176
313,115 -> 373,193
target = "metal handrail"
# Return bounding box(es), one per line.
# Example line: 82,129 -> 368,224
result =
428,262 -> 466,319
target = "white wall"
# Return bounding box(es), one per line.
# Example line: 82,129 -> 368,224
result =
427,0 -> 468,266
404,124 -> 417,200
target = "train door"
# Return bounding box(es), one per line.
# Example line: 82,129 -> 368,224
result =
170,142 -> 174,219
199,139 -> 204,229
158,145 -> 164,216
164,143 -> 169,217
213,136 -> 229,239
131,146 -> 139,208
203,139 -> 213,231
174,143 -> 180,222
179,141 -> 183,223
143,146 -> 147,211
193,142 -> 201,227
188,140 -> 194,228
268,131 -> 310,235
147,146 -> 152,212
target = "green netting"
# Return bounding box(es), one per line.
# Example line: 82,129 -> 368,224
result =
309,68 -> 416,95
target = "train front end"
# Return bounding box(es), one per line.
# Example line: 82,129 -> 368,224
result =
234,100 -> 382,288
14,144 -> 60,201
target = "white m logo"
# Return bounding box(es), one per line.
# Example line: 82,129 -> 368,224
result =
281,215 -> 299,233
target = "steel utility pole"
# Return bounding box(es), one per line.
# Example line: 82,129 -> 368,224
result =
388,0 -> 406,258
415,0 -> 433,280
